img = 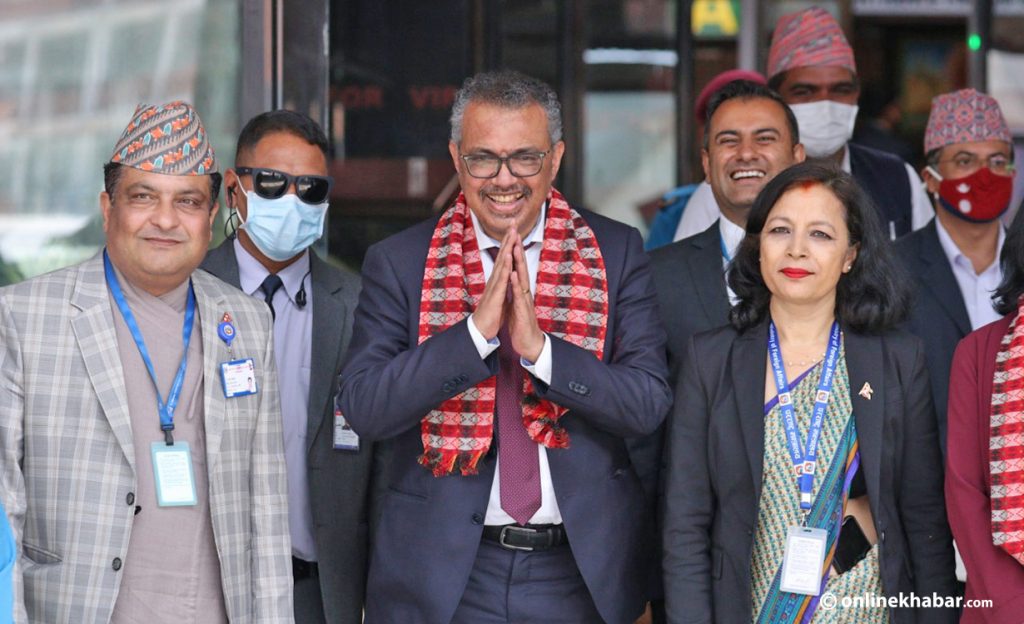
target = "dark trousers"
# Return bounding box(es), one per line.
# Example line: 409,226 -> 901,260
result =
293,557 -> 326,624
451,539 -> 603,624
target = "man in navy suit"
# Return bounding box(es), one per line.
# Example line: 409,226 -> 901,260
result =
337,70 -> 670,624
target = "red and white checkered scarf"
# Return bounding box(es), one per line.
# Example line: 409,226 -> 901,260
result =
416,189 -> 608,477
990,300 -> 1024,565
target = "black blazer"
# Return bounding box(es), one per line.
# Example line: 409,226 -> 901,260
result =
201,240 -> 383,624
661,320 -> 956,624
649,220 -> 731,383
631,221 -> 732,602
895,220 -> 971,456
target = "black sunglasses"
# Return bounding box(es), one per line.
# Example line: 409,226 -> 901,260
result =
235,166 -> 333,204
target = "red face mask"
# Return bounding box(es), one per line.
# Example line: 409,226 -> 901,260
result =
930,166 -> 1013,223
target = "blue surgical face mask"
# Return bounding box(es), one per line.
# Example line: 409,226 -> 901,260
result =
240,191 -> 327,261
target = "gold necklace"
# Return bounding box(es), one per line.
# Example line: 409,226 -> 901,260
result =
785,352 -> 826,368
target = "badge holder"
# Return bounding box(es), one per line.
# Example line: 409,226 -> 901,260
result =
333,407 -> 360,451
780,525 -> 828,595
151,440 -> 198,507
218,313 -> 258,398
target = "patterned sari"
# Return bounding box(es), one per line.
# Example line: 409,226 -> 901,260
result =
751,350 -> 888,623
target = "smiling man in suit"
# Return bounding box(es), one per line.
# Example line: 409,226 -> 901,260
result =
201,109 -> 377,624
338,69 -> 671,624
651,79 -> 804,381
640,79 -> 804,623
0,102 -> 291,623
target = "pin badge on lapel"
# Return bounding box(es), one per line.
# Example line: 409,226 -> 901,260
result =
859,382 -> 873,400
217,312 -> 236,348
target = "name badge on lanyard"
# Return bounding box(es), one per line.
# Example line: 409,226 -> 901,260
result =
767,319 -> 842,596
217,314 -> 258,398
105,250 -> 198,507
151,441 -> 199,506
333,407 -> 360,451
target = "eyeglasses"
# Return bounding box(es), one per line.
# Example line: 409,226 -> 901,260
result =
936,153 -> 1015,176
235,167 -> 333,204
459,151 -> 550,179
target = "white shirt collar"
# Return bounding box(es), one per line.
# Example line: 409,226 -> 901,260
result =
717,215 -> 746,260
933,215 -> 1005,275
234,237 -> 311,302
840,145 -> 852,174
469,202 -> 547,250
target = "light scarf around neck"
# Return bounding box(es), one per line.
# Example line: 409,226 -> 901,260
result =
990,298 -> 1024,566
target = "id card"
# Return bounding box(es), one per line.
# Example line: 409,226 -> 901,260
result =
150,441 -> 198,507
333,408 -> 360,451
221,358 -> 257,398
779,525 -> 828,595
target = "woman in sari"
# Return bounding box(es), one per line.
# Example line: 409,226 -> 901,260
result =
946,206 -> 1024,622
662,162 -> 957,623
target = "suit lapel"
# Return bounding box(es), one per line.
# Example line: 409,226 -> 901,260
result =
199,239 -> 242,289
688,223 -> 731,327
71,255 -> 136,469
194,273 -> 229,466
917,224 -> 971,336
844,330 -> 884,511
307,252 -> 347,452
733,321 -> 768,500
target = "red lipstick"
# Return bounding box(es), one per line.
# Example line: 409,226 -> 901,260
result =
781,268 -> 812,278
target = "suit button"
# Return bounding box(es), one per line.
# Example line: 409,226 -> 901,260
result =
125,493 -> 135,506
880,531 -> 886,543
472,513 -> 484,525
112,557 -> 122,571
442,382 -> 453,394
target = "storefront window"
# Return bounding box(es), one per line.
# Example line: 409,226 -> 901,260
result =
0,0 -> 241,283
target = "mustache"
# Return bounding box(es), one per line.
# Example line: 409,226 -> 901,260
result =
138,229 -> 187,242
478,184 -> 532,199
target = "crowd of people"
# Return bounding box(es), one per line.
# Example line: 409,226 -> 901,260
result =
0,4 -> 1022,624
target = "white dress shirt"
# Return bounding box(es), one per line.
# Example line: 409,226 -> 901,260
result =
719,215 -> 746,305
934,216 -> 1005,330
464,205 -> 563,525
235,238 -> 318,561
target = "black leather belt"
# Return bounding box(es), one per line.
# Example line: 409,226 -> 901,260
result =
481,524 -> 568,551
292,556 -> 319,580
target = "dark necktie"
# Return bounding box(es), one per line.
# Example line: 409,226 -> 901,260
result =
486,247 -> 542,525
259,274 -> 283,321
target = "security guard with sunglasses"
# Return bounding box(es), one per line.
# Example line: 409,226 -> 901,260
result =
202,109 -> 381,624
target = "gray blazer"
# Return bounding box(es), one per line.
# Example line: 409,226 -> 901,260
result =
0,253 -> 292,623
202,240 -> 380,624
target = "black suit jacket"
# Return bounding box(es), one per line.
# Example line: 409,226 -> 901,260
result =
649,220 -> 731,382
201,240 -> 382,624
338,208 -> 671,624
630,221 -> 732,602
895,220 -> 971,456
662,320 -> 956,624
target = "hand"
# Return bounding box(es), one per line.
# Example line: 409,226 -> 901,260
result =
507,229 -> 545,362
470,227 -> 515,340
634,603 -> 653,624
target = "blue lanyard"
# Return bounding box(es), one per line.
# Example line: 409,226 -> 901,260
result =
719,232 -> 732,262
103,250 -> 195,445
767,319 -> 842,520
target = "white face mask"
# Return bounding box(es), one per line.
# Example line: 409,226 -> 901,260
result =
789,101 -> 859,158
